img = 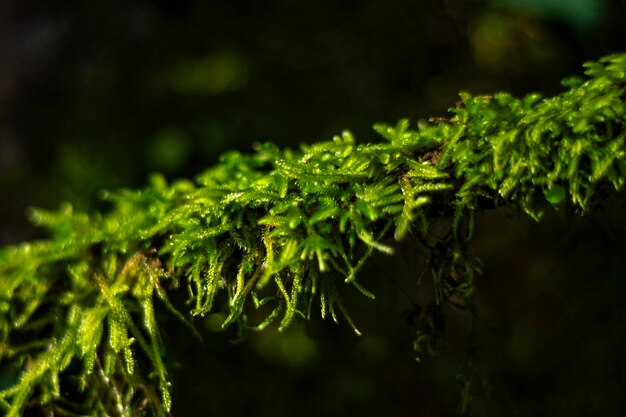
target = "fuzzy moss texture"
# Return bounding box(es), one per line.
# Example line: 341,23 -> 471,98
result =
1,53 -> 625,416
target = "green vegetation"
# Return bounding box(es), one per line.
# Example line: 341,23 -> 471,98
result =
1,53 -> 625,416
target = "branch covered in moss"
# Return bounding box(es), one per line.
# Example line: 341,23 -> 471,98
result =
1,53 -> 625,416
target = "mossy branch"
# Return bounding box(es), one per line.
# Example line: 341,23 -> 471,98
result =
1,53 -> 625,416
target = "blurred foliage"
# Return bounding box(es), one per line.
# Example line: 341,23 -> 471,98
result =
1,0 -> 626,416
500,0 -> 603,27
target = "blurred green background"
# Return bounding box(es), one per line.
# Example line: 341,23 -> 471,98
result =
2,0 -> 626,416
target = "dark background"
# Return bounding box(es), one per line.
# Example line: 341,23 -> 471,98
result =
2,0 -> 626,416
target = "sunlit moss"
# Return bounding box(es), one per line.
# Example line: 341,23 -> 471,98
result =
0,53 -> 625,416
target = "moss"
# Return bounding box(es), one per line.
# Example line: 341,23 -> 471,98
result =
1,53 -> 625,416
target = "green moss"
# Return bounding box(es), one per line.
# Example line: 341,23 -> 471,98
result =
1,53 -> 625,416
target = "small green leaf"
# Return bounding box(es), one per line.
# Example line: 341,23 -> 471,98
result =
543,184 -> 566,204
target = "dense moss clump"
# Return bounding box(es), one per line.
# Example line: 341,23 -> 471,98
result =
1,53 -> 625,416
